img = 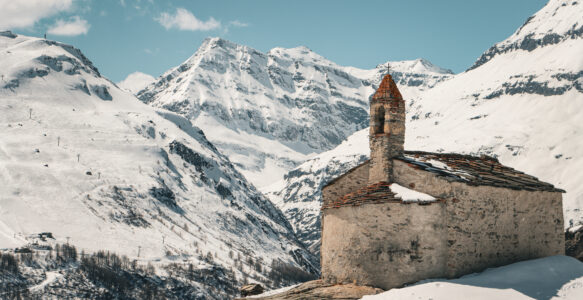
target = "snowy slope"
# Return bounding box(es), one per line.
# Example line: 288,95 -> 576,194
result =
137,38 -> 452,188
407,0 -> 583,227
263,129 -> 370,253
362,256 -> 583,300
117,71 -> 155,94
0,31 -> 317,294
266,0 -> 583,254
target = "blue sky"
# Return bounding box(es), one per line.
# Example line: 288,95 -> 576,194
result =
2,0 -> 548,82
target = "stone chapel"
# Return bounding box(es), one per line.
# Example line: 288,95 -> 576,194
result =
320,72 -> 565,290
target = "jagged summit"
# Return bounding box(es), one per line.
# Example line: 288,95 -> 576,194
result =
199,36 -> 263,57
379,58 -> 454,76
268,45 -> 332,66
470,0 -> 582,70
509,0 -> 582,44
137,37 -> 453,188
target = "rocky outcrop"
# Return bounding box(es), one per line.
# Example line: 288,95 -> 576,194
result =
239,280 -> 383,300
240,284 -> 265,297
566,227 -> 583,261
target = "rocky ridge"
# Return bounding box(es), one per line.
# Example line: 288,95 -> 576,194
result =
137,39 -> 453,188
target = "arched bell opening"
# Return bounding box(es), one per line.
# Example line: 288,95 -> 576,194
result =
374,106 -> 385,134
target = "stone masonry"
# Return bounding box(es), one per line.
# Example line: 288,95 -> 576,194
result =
368,74 -> 405,184
320,73 -> 565,290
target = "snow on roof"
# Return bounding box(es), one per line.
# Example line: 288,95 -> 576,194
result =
322,181 -> 440,209
390,183 -> 436,202
322,149 -> 563,210
399,151 -> 564,192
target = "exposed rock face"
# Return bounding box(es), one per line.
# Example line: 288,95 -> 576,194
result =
470,1 -> 583,71
240,280 -> 383,300
240,284 -> 265,297
566,227 -> 583,261
463,1 -> 583,99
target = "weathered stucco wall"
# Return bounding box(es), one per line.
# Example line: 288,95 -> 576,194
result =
392,159 -> 564,277
322,162 -> 369,208
321,201 -> 447,290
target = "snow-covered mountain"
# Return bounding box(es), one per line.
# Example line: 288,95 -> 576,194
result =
0,31 -> 316,297
265,0 -> 583,254
137,38 -> 453,188
117,71 -> 155,94
263,130 -> 369,255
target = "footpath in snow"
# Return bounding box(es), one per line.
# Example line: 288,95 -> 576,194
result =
29,271 -> 63,292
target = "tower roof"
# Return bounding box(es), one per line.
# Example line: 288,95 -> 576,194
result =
372,74 -> 402,101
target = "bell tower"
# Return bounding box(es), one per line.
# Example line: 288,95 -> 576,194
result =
368,67 -> 405,184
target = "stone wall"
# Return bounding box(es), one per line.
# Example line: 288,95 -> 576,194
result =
444,186 -> 564,277
392,159 -> 565,277
322,162 -> 369,208
368,135 -> 392,183
321,201 -> 447,290
321,158 -> 564,290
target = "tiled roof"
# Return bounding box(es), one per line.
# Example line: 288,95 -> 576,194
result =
372,74 -> 402,102
322,181 -> 442,209
322,151 -> 563,210
322,181 -> 401,209
398,150 -> 564,193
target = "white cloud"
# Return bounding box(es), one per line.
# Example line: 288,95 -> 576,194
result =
229,20 -> 249,28
144,48 -> 159,55
0,0 -> 73,30
47,16 -> 90,36
117,71 -> 155,94
155,8 -> 220,31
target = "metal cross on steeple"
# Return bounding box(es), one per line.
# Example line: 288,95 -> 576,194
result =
387,62 -> 390,74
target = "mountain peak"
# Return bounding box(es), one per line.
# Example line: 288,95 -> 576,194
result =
469,0 -> 583,70
412,58 -> 454,74
0,33 -> 104,97
267,45 -> 333,67
375,59 -> 454,75
201,36 -> 237,49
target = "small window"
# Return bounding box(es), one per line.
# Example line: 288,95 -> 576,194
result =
374,106 -> 385,134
